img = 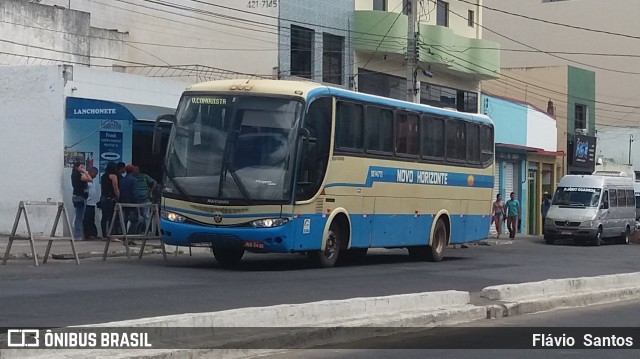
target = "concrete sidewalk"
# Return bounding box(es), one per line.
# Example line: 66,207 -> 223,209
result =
0,233 -> 521,262
0,235 -> 171,262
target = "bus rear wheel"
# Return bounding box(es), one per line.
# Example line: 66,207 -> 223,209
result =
408,219 -> 447,262
309,222 -> 342,268
213,247 -> 244,268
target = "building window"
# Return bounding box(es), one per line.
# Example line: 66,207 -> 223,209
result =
437,1 -> 449,27
358,68 -> 407,101
575,104 -> 587,130
468,10 -> 474,27
373,0 -> 387,11
291,25 -> 314,79
322,34 -> 344,85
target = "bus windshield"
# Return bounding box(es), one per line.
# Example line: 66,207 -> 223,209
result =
165,95 -> 303,203
552,187 -> 602,207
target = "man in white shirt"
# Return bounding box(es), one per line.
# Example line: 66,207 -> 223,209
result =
82,167 -> 100,240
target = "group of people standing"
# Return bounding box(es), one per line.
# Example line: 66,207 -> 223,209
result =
70,161 -> 157,243
491,191 -> 552,239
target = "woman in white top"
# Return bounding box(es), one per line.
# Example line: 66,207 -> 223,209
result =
492,194 -> 506,239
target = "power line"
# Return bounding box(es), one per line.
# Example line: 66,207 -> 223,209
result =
440,8 -> 640,109
455,0 -> 640,42
445,5 -> 640,76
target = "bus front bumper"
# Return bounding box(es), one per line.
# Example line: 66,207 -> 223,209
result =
161,219 -> 295,253
543,225 -> 598,239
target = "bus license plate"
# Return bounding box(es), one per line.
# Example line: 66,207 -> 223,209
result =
561,231 -> 572,236
244,241 -> 264,249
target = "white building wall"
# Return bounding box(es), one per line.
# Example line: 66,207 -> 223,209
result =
65,66 -> 187,107
0,66 -> 66,235
39,0 -> 279,75
0,0 -> 91,66
355,0 -> 481,39
526,107 -> 557,152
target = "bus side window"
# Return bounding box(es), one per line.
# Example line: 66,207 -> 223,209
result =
445,119 -> 466,162
480,125 -> 494,165
336,101 -> 364,151
296,97 -> 332,201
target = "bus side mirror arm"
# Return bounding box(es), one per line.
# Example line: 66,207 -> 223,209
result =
152,114 -> 176,155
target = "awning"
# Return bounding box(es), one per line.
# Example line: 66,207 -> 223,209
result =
496,143 -> 565,157
117,102 -> 175,122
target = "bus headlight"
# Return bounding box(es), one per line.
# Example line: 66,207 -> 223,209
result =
250,218 -> 290,228
161,210 -> 186,223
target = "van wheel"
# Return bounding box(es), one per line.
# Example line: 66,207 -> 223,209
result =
544,236 -> 555,245
409,219 -> 447,262
618,226 -> 631,245
593,227 -> 603,246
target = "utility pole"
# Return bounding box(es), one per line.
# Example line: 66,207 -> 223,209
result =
406,0 -> 418,103
629,134 -> 634,166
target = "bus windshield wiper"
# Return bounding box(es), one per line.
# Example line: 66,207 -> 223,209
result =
222,157 -> 252,204
165,174 -> 189,199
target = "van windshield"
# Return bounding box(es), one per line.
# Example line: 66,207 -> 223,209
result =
552,187 -> 601,207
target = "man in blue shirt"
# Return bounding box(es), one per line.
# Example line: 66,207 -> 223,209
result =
505,192 -> 521,239
119,164 -> 139,238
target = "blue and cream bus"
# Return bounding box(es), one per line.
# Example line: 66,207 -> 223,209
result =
158,79 -> 494,267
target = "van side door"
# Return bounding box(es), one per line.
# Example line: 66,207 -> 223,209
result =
600,190 -> 612,237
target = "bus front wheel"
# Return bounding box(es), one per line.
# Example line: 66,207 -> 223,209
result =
309,222 -> 342,268
213,247 -> 244,268
409,219 -> 447,262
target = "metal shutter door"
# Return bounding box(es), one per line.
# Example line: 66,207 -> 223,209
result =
505,162 -> 515,197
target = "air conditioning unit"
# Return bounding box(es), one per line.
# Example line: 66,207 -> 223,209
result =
574,128 -> 588,135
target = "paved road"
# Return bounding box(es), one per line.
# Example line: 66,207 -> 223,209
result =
1,236 -> 639,327
263,300 -> 640,359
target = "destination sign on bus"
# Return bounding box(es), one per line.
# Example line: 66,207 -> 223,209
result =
397,169 -> 448,185
191,97 -> 227,105
563,187 -> 598,193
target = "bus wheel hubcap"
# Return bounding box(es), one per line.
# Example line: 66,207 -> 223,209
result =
435,228 -> 444,253
325,231 -> 337,258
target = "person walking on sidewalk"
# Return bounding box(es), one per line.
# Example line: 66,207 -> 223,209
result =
71,162 -> 92,240
100,162 -> 120,242
492,194 -> 506,239
82,167 -> 100,239
133,165 -> 157,234
119,164 -> 140,244
506,192 -> 521,239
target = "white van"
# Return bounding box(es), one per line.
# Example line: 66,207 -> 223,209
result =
635,182 -> 640,221
543,175 -> 635,245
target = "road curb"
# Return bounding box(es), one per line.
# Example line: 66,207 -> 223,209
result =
482,272 -> 640,318
0,291 -> 486,359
